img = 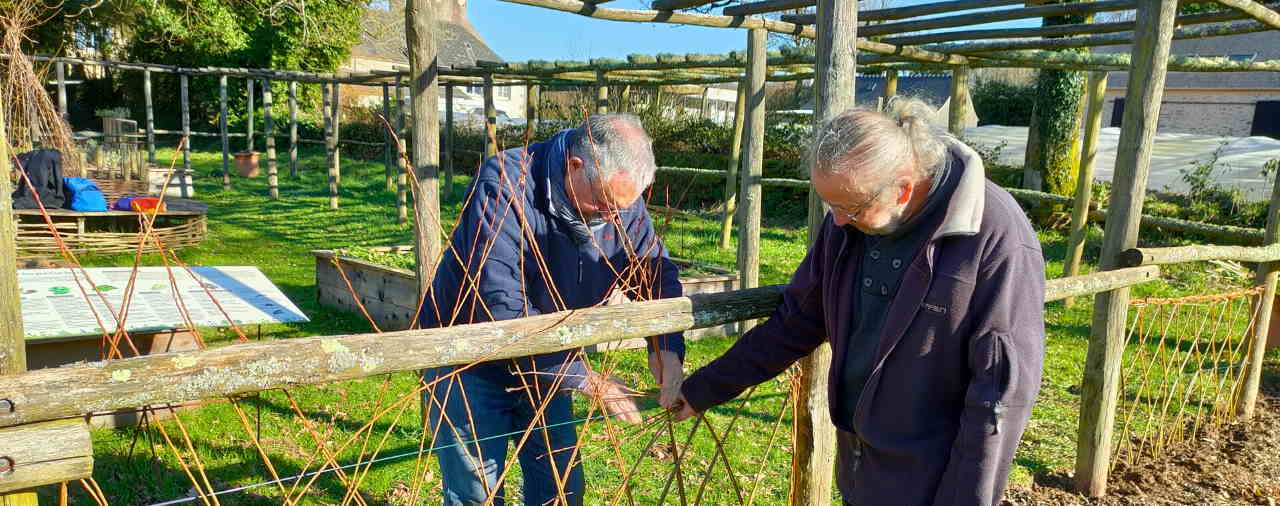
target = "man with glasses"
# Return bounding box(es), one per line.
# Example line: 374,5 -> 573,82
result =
673,99 -> 1046,506
420,114 -> 685,506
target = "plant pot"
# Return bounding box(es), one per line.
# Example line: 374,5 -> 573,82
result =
234,151 -> 260,178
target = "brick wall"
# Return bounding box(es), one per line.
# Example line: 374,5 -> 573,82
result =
1100,90 -> 1280,137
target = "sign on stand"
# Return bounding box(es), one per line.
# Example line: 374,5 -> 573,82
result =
20,266 -> 308,340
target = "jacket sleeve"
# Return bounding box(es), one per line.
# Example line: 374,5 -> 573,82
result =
624,207 -> 686,361
933,243 -> 1045,506
427,176 -> 591,391
679,220 -> 832,412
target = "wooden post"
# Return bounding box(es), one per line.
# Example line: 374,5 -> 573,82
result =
0,107 -> 38,506
324,82 -> 337,209
246,78 -> 255,153
1237,154 -> 1280,418
383,82 -> 395,192
444,83 -> 455,201
700,86 -> 711,119
794,1 -> 855,505
144,69 -> 156,164
55,60 -> 67,121
399,81 -> 410,223
180,73 -> 191,178
884,69 -> 899,100
220,75 -> 231,190
288,81 -> 298,178
719,79 -> 748,250
1062,71 -> 1108,307
1074,0 -> 1178,496
484,73 -> 497,159
620,84 -> 631,114
407,0 -> 443,295
948,65 -> 971,136
596,70 -> 609,115
524,83 -> 537,140
264,79 -> 277,200
737,28 -> 768,334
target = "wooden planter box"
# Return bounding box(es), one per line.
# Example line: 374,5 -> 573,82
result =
312,247 -> 740,348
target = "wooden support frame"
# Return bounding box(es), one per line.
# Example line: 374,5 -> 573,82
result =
443,82 -> 454,201
0,420 -> 93,494
1214,0 -> 1280,29
948,65 -> 971,136
484,73 -> 498,159
1238,160 -> 1280,416
407,0 -> 443,301
383,82 -> 395,192
246,78 -> 256,153
180,73 -> 191,177
398,81 -> 410,224
1075,0 -> 1179,496
264,79 -> 278,200
765,0 -> 1026,20
719,80 -> 746,250
324,82 -> 338,210
793,0 -> 854,504
220,75 -> 231,190
144,69 -> 156,164
596,69 -> 609,114
737,28 -> 768,334
288,81 -> 299,178
1063,71 -> 1108,307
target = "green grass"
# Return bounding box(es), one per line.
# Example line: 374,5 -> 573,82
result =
36,144 -> 1279,504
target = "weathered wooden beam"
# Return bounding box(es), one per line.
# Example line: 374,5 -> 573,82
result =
1006,187 -> 1266,243
0,106 -> 38,505
1044,265 -> 1161,302
1239,167 -> 1280,416
264,79 -> 278,200
143,69 -> 156,163
325,82 -> 338,209
0,286 -> 787,427
720,80 -> 747,250
723,0 -> 812,16
948,66 -> 971,136
383,82 -> 395,192
1214,0 -> 1280,29
180,73 -> 191,177
1063,71 -> 1108,308
651,0 -> 716,9
220,75 -> 231,190
1075,0 -> 1178,496
738,28 -> 768,336
288,81 -> 299,178
484,73 -> 498,159
974,48 -> 1280,72
849,0 -> 1139,36
54,60 -> 66,121
929,18 -> 1269,54
1120,243 -> 1280,267
398,81 -> 411,224
794,0 -> 853,503
884,69 -> 898,98
407,0 -> 443,301
596,69 -> 609,114
783,0 -> 1027,22
885,3 -> 1276,45
246,78 -> 255,153
0,420 -> 93,494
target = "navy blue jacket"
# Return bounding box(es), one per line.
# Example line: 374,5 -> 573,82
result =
419,129 -> 685,391
681,139 -> 1046,506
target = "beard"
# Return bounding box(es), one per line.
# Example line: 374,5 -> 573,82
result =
857,203 -> 908,236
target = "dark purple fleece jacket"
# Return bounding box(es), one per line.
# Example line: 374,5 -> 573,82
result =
681,139 -> 1046,506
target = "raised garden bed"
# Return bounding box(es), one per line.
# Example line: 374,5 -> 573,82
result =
311,246 -> 740,346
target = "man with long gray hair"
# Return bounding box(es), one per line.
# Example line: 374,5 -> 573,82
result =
420,114 -> 685,506
674,98 -> 1046,506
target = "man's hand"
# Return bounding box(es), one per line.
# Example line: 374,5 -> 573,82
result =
582,373 -> 642,425
648,349 -> 684,410
669,392 -> 700,422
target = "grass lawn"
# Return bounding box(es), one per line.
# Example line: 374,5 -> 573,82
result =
37,144 -> 1278,504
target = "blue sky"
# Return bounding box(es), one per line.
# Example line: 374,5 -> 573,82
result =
469,0 -> 1040,63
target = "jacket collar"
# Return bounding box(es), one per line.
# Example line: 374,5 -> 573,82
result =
932,137 -> 986,239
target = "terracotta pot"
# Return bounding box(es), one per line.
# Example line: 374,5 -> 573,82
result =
234,151 -> 260,178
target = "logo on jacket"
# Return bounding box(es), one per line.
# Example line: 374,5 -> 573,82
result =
923,303 -> 948,315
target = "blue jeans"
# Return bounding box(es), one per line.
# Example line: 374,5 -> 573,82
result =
424,364 -> 584,506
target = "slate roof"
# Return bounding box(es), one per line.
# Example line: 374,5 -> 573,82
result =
352,4 -> 502,68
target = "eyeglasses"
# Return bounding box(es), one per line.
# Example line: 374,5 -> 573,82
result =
827,183 -> 890,223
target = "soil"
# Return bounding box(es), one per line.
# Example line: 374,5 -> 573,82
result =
1004,366 -> 1280,506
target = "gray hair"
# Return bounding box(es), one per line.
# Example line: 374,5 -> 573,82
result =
808,96 -> 949,189
568,114 -> 657,190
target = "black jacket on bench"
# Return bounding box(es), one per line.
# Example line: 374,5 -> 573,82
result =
12,149 -> 65,210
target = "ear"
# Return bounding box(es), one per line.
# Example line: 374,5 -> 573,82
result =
566,154 -> 584,173
896,178 -> 914,204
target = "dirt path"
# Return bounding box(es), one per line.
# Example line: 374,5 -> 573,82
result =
1004,366 -> 1280,505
